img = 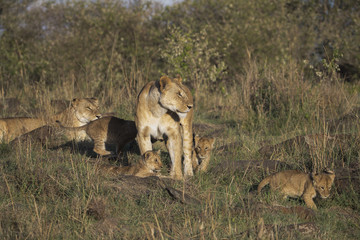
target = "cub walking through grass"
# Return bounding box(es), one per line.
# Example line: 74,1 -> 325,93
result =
191,135 -> 215,173
100,150 -> 162,177
257,169 -> 335,210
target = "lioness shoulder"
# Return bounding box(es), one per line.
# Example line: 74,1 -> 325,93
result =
191,135 -> 215,173
257,169 -> 335,210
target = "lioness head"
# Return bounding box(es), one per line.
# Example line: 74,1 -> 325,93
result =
158,76 -> 193,118
312,169 -> 335,199
194,135 -> 215,159
143,150 -> 162,172
72,98 -> 101,124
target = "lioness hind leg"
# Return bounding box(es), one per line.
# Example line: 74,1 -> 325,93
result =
165,130 -> 183,180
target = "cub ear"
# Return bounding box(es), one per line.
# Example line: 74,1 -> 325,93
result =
144,151 -> 152,160
156,149 -> 161,155
210,137 -> 216,147
323,168 -> 334,175
310,171 -> 317,180
71,98 -> 80,107
194,134 -> 200,145
159,76 -> 171,92
311,171 -> 320,185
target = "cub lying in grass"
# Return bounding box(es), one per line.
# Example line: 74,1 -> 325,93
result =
191,135 -> 215,173
57,116 -> 137,156
257,169 -> 335,210
100,150 -> 162,177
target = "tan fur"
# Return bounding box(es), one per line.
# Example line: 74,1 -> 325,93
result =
135,76 -> 194,180
57,116 -> 137,155
257,169 -> 335,210
191,135 -> 215,173
0,98 -> 101,142
101,150 -> 162,177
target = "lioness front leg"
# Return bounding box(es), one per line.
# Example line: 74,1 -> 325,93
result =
181,124 -> 194,177
166,130 -> 183,180
136,129 -> 152,155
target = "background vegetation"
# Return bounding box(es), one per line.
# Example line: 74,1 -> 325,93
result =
0,0 -> 359,239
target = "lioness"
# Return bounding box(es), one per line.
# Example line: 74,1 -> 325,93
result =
257,169 -> 335,210
57,116 -> 137,155
135,76 -> 194,180
100,150 -> 162,177
191,135 -> 215,173
0,98 -> 101,142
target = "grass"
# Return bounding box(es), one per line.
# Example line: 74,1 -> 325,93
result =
0,56 -> 359,240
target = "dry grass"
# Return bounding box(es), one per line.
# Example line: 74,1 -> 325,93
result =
0,1 -> 360,238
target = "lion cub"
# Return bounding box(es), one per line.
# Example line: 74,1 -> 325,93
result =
101,150 -> 162,177
257,169 -> 335,210
191,135 -> 215,173
57,116 -> 137,156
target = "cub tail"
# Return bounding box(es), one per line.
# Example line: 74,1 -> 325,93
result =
257,175 -> 272,194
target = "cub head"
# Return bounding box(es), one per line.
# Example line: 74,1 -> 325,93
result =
194,135 -> 215,160
71,98 -> 102,124
158,76 -> 193,118
143,150 -> 162,173
311,169 -> 335,199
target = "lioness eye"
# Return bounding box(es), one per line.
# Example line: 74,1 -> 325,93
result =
87,107 -> 92,111
320,187 -> 324,190
178,92 -> 182,97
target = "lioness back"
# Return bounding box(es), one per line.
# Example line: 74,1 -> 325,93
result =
257,169 -> 335,209
0,117 -> 47,142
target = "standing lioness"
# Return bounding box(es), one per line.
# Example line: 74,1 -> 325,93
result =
135,76 -> 194,180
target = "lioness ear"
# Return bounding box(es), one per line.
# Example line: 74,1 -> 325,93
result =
71,98 -> 80,107
174,74 -> 182,83
90,97 -> 99,105
159,76 -> 171,92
